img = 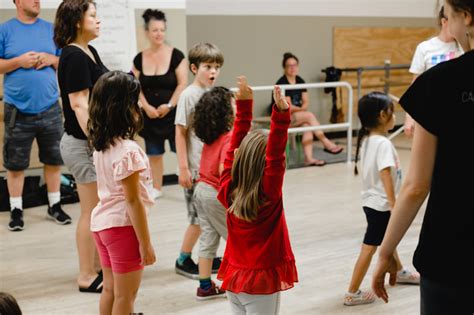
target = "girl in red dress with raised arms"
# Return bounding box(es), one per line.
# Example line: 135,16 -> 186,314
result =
217,76 -> 298,315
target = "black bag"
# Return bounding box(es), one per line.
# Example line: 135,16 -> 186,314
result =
0,174 -> 79,212
322,66 -> 344,123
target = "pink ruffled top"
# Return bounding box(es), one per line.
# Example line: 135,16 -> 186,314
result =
91,139 -> 154,232
217,100 -> 298,294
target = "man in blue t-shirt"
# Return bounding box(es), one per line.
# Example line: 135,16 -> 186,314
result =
0,0 -> 71,231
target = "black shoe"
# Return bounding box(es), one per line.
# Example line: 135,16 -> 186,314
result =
47,202 -> 72,225
211,257 -> 222,273
8,208 -> 24,231
175,257 -> 199,280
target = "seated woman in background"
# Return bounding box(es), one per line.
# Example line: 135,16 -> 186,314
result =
272,52 -> 343,167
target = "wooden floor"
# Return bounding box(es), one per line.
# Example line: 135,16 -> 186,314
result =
0,136 -> 424,315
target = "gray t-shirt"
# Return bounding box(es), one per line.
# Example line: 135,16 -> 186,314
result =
174,84 -> 207,176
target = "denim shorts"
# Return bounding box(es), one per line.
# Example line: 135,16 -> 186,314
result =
144,133 -> 176,156
60,133 -> 96,184
3,102 -> 64,171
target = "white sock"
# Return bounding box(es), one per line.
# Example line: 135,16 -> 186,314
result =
10,197 -> 23,211
48,191 -> 61,207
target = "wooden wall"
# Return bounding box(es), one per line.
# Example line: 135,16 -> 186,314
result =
333,27 -> 437,117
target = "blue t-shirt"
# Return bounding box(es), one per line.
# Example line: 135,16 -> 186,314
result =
0,18 -> 60,114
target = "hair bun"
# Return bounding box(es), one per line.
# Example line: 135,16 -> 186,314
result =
283,52 -> 293,59
142,9 -> 166,24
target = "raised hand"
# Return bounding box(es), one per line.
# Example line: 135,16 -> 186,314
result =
273,85 -> 289,111
235,76 -> 253,100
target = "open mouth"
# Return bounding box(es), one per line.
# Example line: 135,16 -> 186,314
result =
210,77 -> 215,81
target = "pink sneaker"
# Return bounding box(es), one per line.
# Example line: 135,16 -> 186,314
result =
196,281 -> 226,301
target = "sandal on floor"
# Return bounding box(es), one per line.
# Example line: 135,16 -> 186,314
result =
79,271 -> 103,293
344,290 -> 375,306
324,146 -> 344,155
305,160 -> 326,167
396,269 -> 420,285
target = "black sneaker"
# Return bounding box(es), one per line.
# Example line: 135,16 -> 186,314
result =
8,208 -> 24,231
175,257 -> 199,280
211,257 -> 222,273
47,202 -> 72,225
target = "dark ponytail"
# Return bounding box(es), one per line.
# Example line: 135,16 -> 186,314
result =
354,127 -> 368,175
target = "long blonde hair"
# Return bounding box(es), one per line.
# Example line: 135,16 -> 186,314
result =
228,130 -> 268,222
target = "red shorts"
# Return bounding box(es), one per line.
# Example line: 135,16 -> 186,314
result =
93,226 -> 143,274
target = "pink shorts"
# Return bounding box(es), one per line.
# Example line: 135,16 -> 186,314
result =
93,226 -> 144,274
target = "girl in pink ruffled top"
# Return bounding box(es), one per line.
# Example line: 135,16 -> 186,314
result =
87,71 -> 156,314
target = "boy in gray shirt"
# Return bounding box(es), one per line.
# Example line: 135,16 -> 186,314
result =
174,43 -> 224,279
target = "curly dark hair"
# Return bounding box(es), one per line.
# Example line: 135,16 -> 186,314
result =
54,0 -> 95,48
88,71 -> 143,152
193,86 -> 234,145
142,9 -> 166,30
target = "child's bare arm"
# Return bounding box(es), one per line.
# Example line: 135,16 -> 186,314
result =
175,124 -> 193,189
122,171 -> 156,266
379,167 -> 396,209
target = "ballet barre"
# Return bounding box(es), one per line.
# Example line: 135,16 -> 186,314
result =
231,82 -> 354,164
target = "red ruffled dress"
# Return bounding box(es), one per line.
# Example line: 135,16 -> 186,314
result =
217,99 -> 298,294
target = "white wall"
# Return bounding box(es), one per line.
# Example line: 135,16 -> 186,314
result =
0,0 -> 185,9
186,0 -> 440,18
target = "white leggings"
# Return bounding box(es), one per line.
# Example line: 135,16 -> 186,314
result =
226,291 -> 281,315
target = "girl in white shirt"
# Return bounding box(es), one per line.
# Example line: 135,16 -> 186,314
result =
344,92 -> 419,306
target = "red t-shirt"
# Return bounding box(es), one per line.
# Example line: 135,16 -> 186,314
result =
217,99 -> 298,294
198,132 -> 232,191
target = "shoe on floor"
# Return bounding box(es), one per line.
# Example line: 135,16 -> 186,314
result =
396,269 -> 420,285
151,188 -> 163,200
196,281 -> 226,301
175,257 -> 199,280
324,145 -> 344,155
344,290 -> 375,306
8,208 -> 24,232
211,257 -> 222,273
47,202 -> 72,225
79,271 -> 103,293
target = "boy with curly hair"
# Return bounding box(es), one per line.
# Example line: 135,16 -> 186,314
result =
190,86 -> 234,299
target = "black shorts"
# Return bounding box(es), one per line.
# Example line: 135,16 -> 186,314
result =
363,206 -> 391,246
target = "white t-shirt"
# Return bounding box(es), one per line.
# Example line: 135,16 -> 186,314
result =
360,135 -> 402,212
174,84 -> 207,177
409,36 -> 463,75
